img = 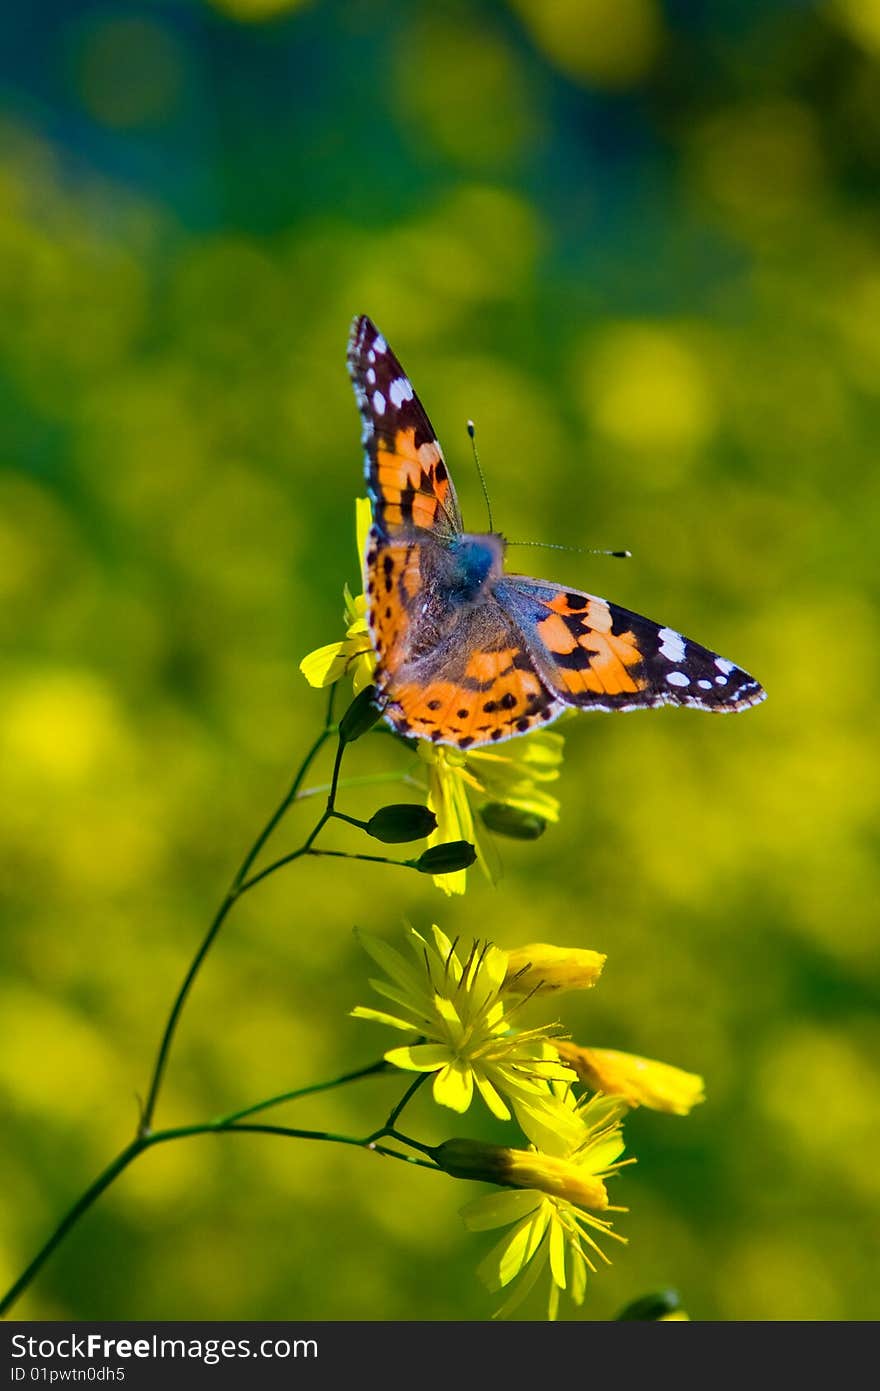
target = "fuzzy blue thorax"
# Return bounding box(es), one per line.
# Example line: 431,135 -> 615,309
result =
445,533 -> 505,601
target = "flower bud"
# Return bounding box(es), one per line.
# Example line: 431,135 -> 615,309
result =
505,943 -> 606,997
434,1138 -> 609,1211
479,803 -> 547,840
616,1290 -> 686,1321
554,1042 -> 705,1115
366,803 -> 437,843
434,1139 -> 516,1184
338,686 -> 382,742
414,840 -> 477,874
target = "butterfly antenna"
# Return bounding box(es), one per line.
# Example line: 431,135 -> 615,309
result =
468,420 -> 494,533
507,539 -> 632,559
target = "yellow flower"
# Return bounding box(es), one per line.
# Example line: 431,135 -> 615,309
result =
504,943 -> 606,997
299,499 -> 376,694
419,730 -> 564,895
458,1091 -> 630,1319
351,926 -> 574,1119
554,1042 -> 705,1116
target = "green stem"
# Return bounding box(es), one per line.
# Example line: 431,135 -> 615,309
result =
384,1128 -> 436,1159
296,770 -> 418,801
216,1059 -> 390,1126
309,848 -> 416,869
0,1111 -> 439,1317
0,1140 -> 145,1318
330,810 -> 369,830
1,689 -> 434,1317
364,1074 -> 428,1142
140,691 -> 337,1136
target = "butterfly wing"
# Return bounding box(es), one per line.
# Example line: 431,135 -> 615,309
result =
349,316 -> 473,733
368,573 -> 563,747
347,314 -> 462,540
494,576 -> 766,713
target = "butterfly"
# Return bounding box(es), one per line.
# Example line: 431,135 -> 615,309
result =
347,314 -> 765,750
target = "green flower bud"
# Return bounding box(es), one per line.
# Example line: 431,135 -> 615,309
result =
338,686 -> 382,743
479,803 -> 547,840
413,840 -> 477,875
366,803 -> 437,843
616,1290 -> 684,1321
433,1139 -> 513,1185
435,1138 -> 609,1208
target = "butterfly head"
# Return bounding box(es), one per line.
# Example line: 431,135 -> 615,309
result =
445,531 -> 505,602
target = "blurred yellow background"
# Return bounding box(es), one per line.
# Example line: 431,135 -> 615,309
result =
1,0 -> 879,1320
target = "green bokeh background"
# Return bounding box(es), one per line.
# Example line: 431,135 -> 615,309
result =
2,0 -> 879,1321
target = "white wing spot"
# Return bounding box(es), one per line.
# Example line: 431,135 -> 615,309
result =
374,334 -> 387,355
658,627 -> 686,663
372,390 -> 386,415
366,367 -> 376,384
389,377 -> 414,408
666,670 -> 690,688
715,674 -> 727,685
697,678 -> 713,690
715,656 -> 734,675
367,349 -> 376,365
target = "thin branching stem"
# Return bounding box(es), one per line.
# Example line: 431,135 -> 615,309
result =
0,1106 -> 441,1316
1,688 -> 442,1316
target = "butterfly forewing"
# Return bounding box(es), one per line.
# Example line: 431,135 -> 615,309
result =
347,315 -> 462,540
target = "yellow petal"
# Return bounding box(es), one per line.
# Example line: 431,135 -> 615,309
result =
473,1071 -> 512,1121
299,641 -> 350,688
433,1060 -> 474,1112
477,1210 -> 550,1291
548,1217 -> 567,1289
460,1189 -> 544,1231
355,496 -> 373,557
349,1005 -> 416,1032
384,1043 -> 450,1072
355,929 -> 425,993
512,1094 -> 589,1157
569,1246 -> 588,1305
352,655 -> 376,693
556,1043 -> 705,1115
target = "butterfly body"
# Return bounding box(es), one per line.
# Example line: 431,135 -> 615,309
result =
348,314 -> 765,750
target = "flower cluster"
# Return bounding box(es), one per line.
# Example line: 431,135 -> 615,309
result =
354,928 -> 703,1319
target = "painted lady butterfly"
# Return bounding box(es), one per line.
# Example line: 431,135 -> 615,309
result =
348,315 -> 765,749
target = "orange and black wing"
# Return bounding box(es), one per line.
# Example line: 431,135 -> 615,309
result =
347,315 -> 462,540
494,576 -> 766,713
363,556 -> 563,748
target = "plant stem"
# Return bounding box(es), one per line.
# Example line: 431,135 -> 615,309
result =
310,848 -> 416,868
139,710 -> 333,1136
0,1140 -> 145,1318
2,689 -> 440,1316
216,1058 -> 390,1126
0,1109 -> 440,1317
295,770 -> 418,801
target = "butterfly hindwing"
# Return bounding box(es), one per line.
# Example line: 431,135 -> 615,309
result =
366,557 -> 563,747
347,315 -> 462,540
494,577 -> 765,713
